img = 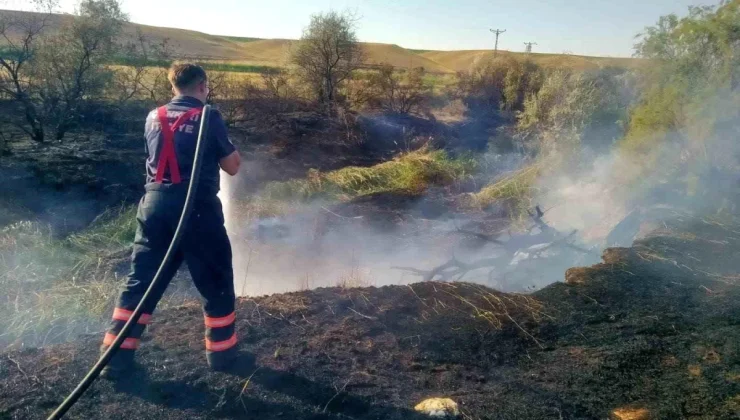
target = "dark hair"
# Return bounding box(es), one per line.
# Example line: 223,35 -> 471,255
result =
168,62 -> 207,90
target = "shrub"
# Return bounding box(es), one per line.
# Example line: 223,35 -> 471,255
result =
517,68 -> 632,158
366,64 -> 430,115
456,56 -> 543,115
618,1 -> 740,207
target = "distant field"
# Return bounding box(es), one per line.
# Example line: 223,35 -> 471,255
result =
111,56 -> 279,74
418,49 -> 641,72
0,9 -> 639,74
219,36 -> 265,43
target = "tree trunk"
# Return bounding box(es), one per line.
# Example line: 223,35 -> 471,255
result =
20,98 -> 45,143
55,124 -> 67,142
31,126 -> 44,143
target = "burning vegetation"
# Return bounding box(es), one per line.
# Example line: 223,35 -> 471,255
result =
1,0 -> 740,419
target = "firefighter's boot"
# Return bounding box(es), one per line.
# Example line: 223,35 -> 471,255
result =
204,311 -> 238,371
99,307 -> 151,379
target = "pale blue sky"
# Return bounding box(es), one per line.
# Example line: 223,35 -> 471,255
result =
4,0 -> 718,57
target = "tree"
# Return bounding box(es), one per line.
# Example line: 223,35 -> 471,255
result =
32,0 -> 128,140
625,0 -> 740,154
291,11 -> 364,108
368,64 -> 429,114
615,1 -> 740,212
0,0 -> 58,142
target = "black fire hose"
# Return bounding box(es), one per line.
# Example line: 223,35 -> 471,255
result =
47,105 -> 212,420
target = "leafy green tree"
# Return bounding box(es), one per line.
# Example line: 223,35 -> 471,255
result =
622,0 -> 740,211
625,1 -> 740,154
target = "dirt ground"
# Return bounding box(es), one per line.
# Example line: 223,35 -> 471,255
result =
2,217 -> 740,419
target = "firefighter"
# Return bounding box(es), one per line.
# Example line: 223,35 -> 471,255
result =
100,63 -> 242,378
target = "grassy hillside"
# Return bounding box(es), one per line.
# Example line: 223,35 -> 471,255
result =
0,10 -> 247,60
0,10 -> 451,72
0,9 -> 637,73
361,43 -> 453,73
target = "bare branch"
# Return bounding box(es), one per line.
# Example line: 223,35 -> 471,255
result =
395,206 -> 594,283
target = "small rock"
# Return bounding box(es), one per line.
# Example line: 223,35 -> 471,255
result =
414,398 -> 459,418
409,362 -> 423,371
704,349 -> 721,364
610,407 -> 650,420
688,365 -> 702,377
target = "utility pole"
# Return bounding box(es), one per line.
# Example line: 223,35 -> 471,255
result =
524,42 -> 538,54
490,29 -> 506,57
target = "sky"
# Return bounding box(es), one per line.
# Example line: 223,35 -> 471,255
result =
4,0 -> 718,57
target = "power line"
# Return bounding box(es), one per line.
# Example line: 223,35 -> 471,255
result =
490,29 -> 506,57
523,42 -> 538,54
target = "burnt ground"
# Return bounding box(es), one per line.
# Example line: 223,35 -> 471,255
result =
2,217 -> 740,419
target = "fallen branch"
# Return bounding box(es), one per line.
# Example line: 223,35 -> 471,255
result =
348,307 -> 377,321
239,366 -> 262,398
395,206 -> 593,282
7,355 -> 42,386
395,256 -> 508,282
454,228 -> 506,246
323,377 -> 353,413
320,206 -> 363,220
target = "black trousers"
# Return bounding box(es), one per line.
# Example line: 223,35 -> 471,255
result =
102,187 -> 237,368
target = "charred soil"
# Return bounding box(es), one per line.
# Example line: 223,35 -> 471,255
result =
2,218 -> 740,419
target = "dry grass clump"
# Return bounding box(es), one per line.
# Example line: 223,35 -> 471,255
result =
336,265 -> 374,290
468,164 -> 541,222
408,282 -> 552,347
264,147 -> 477,201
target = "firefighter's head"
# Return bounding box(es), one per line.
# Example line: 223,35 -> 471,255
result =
168,63 -> 209,103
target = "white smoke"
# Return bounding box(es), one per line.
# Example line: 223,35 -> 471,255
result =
535,153 -> 633,245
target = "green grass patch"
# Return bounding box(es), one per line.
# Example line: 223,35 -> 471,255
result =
0,206 -> 139,348
221,36 -> 264,43
198,62 -> 279,74
423,72 -> 458,91
67,206 -> 137,255
263,148 -> 478,201
109,56 -> 279,74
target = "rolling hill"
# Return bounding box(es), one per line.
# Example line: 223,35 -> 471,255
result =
418,49 -> 640,72
0,9 -> 638,73
214,39 -> 452,73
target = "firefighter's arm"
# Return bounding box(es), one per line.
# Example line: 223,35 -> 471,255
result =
211,110 -> 240,175
220,150 -> 241,176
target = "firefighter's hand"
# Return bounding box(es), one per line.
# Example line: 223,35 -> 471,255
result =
220,151 -> 241,176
